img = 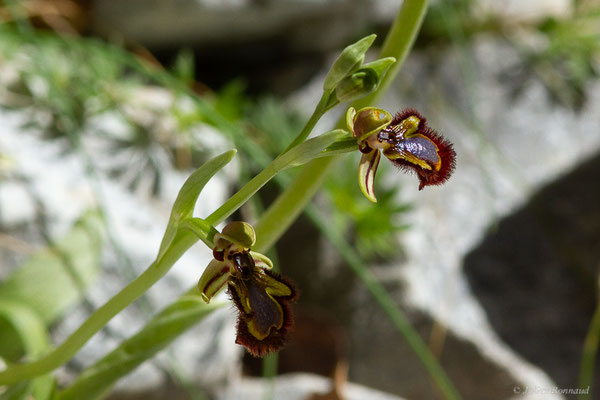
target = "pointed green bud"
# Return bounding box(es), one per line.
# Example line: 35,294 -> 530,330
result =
323,34 -> 377,91
214,221 -> 256,250
358,57 -> 396,82
334,71 -> 377,103
334,57 -> 396,103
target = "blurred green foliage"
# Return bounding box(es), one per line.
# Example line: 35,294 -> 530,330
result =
422,0 -> 600,109
0,20 -> 411,258
326,158 -> 411,260
0,211 -> 103,400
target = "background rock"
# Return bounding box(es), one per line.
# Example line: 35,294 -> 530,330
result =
464,153 -> 600,393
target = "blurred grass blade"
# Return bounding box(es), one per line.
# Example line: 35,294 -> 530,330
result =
0,211 -> 103,326
0,211 -> 102,399
578,292 -> 600,400
59,295 -> 224,400
304,205 -> 462,400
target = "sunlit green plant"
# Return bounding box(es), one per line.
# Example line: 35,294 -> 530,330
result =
0,1 -> 466,399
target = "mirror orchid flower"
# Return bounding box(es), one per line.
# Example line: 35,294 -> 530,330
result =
346,107 -> 456,202
197,222 -> 298,357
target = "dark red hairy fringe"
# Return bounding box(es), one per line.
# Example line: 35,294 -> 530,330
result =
391,125 -> 456,191
390,108 -> 426,128
228,269 -> 299,357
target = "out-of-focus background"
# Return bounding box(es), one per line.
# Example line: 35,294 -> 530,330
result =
1,0 -> 599,399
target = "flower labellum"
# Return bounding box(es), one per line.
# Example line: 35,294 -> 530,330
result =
347,107 -> 456,201
197,222 -> 298,357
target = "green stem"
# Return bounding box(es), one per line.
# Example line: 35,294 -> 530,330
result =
206,128 -> 344,227
350,0 -> 430,112
254,157 -> 335,252
282,93 -> 331,153
578,285 -> 600,400
206,163 -> 279,226
0,230 -> 198,385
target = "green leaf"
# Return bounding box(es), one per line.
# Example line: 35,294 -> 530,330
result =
172,48 -> 195,86
323,34 -> 377,91
318,136 -> 357,157
0,301 -> 55,400
59,295 -> 223,400
277,129 -> 349,169
158,149 -> 237,258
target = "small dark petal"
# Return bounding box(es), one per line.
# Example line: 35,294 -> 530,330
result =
358,142 -> 372,154
213,249 -> 224,261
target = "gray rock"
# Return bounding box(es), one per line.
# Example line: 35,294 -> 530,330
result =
464,154 -> 600,393
217,373 -> 407,400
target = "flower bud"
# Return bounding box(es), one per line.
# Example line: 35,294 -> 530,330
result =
334,71 -> 377,103
323,34 -> 376,91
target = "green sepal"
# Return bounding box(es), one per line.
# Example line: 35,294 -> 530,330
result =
323,34 -> 376,91
358,148 -> 381,203
249,251 -> 274,270
216,221 -> 256,249
350,107 -> 393,142
346,107 -> 357,134
197,259 -> 231,303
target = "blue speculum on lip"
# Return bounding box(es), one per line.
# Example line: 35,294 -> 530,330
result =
394,134 -> 442,169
